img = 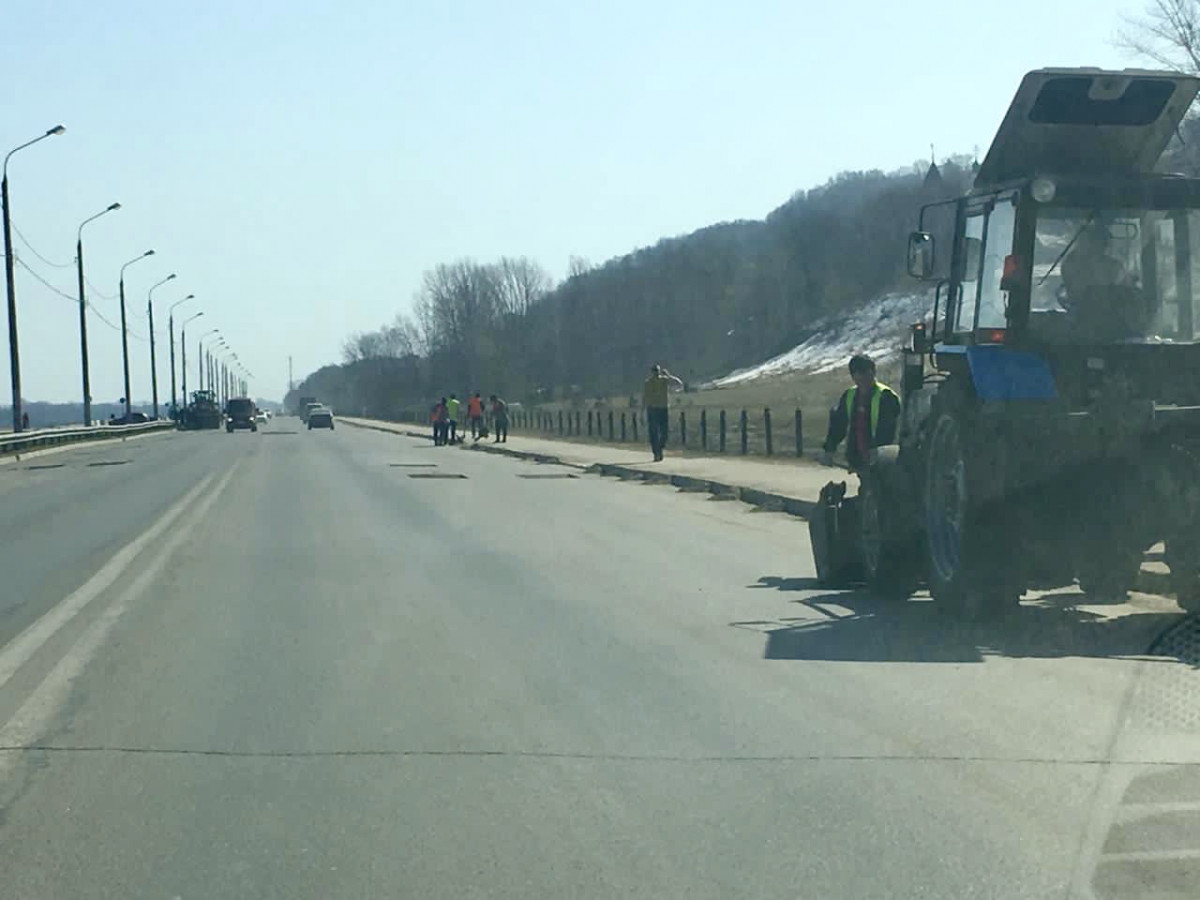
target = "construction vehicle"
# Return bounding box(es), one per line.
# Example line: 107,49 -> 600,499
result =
295,395 -> 318,419
178,389 -> 223,430
812,68 -> 1200,616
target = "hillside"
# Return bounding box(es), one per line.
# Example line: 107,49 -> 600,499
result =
703,291 -> 930,388
290,157 -> 975,415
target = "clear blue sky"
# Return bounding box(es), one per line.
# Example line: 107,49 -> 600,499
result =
3,0 -> 1140,403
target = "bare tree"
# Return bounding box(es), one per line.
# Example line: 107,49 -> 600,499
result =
495,256 -> 551,316
1118,0 -> 1200,73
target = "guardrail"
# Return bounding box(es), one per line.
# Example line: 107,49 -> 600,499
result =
0,420 -> 175,457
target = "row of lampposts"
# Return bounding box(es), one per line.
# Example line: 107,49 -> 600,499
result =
1,124 -> 253,431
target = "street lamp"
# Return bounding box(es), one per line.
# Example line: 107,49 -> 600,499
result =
146,273 -> 175,419
217,348 -> 232,406
215,341 -> 229,404
180,311 -> 203,399
3,124 -> 65,432
199,328 -> 219,392
118,249 -> 154,419
75,202 -> 121,425
166,289 -> 195,419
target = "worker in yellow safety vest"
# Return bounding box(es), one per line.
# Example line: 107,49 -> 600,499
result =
820,354 -> 900,471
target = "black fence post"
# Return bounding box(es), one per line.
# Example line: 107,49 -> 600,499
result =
719,410 -> 727,453
740,409 -> 748,455
795,408 -> 803,456
632,411 -> 639,443
679,410 -> 687,447
700,409 -> 708,450
621,412 -> 627,442
607,410 -> 614,440
575,411 -> 581,435
764,407 -> 773,456
558,410 -> 563,434
587,410 -> 593,437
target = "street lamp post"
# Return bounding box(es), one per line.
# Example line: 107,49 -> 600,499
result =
3,125 -> 65,432
199,329 -> 219,393
75,202 -> 121,425
149,275 -> 178,419
118,250 -> 154,419
217,342 -> 229,405
167,290 -> 194,418
180,311 -> 203,401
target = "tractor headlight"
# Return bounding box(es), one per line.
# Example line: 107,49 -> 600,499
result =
1031,177 -> 1056,203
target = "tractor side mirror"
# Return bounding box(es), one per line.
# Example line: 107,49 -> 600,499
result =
907,232 -> 935,280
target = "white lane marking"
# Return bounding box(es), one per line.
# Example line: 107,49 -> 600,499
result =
0,461 -> 240,778
0,471 -> 214,692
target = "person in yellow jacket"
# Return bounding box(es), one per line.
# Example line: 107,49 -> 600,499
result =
643,364 -> 683,461
820,354 -> 900,471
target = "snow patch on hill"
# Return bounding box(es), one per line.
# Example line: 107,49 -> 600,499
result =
705,291 -> 933,387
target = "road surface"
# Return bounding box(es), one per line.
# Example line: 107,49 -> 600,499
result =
0,420 -> 1196,898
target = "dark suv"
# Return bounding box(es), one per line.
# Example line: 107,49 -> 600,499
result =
226,397 -> 258,433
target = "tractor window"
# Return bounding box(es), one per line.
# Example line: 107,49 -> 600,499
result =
1031,207 -> 1200,343
954,213 -> 985,333
977,198 -> 1016,331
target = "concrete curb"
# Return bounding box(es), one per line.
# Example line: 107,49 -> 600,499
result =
342,418 -> 816,520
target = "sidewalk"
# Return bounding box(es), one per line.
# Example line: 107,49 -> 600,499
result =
340,417 -> 856,519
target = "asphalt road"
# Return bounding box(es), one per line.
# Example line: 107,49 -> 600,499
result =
0,418 -> 1197,898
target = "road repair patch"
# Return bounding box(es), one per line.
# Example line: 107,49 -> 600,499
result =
390,463 -> 437,468
407,473 -> 467,479
517,473 -> 578,479
87,460 -> 130,467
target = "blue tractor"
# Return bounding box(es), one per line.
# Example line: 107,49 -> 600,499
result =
828,68 -> 1200,616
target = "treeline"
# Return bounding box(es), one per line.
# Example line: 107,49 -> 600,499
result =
287,158 -> 974,415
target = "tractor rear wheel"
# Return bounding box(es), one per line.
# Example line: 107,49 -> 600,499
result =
924,408 -> 1020,617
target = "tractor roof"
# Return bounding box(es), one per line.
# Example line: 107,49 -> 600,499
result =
975,68 -> 1200,188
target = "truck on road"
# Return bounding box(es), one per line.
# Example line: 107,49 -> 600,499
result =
813,67 -> 1200,616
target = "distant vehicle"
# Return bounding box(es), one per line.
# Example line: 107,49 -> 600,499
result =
179,390 -> 223,430
108,411 -> 149,425
295,395 -> 318,417
255,410 -> 269,425
307,406 -> 334,430
226,397 -> 258,433
302,401 -> 322,423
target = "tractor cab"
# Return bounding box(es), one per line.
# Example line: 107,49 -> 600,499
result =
909,69 -> 1200,391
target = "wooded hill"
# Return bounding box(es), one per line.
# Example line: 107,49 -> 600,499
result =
288,157 -> 977,417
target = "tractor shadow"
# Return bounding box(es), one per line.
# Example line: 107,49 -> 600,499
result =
745,576 -> 1189,665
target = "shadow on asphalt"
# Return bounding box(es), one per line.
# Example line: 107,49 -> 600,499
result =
742,576 -> 1189,664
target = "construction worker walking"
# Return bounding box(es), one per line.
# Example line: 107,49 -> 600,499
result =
643,364 -> 683,461
820,354 -> 900,471
447,394 -> 461,444
467,392 -> 484,438
489,395 -> 509,443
